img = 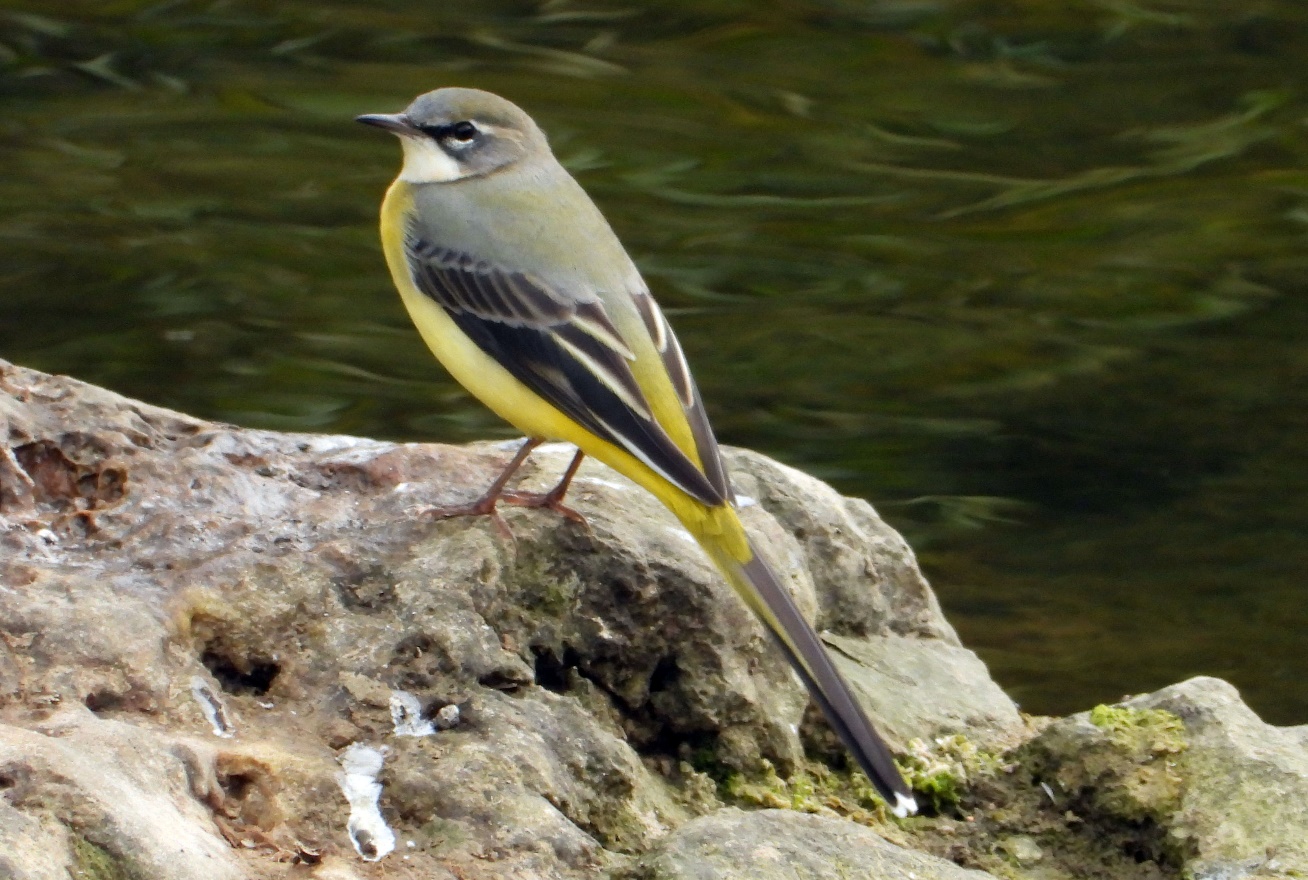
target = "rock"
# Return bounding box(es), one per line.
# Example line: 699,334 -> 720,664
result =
995,833 -> 1043,867
1126,677 -> 1308,878
0,710 -> 246,880
723,449 -> 958,643
6,358 -> 1303,879
0,359 -> 990,878
824,632 -> 1024,750
0,795 -> 73,880
630,808 -> 997,880
725,451 -> 1025,753
1019,677 -> 1308,879
1023,705 -> 1185,828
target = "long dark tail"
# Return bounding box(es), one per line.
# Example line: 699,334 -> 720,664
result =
702,539 -> 917,817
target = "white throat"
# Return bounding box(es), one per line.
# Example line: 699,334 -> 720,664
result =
398,137 -> 467,184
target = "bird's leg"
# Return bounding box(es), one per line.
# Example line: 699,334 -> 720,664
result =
501,448 -> 588,526
422,438 -> 543,537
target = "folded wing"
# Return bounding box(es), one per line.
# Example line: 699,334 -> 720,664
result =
404,228 -> 727,506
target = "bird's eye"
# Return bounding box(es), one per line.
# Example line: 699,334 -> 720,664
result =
415,120 -> 481,147
449,121 -> 478,142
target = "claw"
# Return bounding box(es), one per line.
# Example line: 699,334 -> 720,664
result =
413,440 -> 588,540
500,489 -> 589,529
419,498 -> 515,542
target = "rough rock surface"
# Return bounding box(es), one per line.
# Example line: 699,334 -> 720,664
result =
0,359 -> 1011,879
3,358 -> 1306,880
1125,678 -> 1308,877
724,451 -> 1022,750
1014,677 -> 1308,880
629,808 -> 995,880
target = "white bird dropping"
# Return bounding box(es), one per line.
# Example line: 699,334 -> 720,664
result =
336,744 -> 396,862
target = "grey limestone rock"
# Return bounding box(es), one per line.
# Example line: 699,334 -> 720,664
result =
825,631 -> 1024,750
1128,677 -> 1308,878
0,359 -> 999,879
4,359 -> 1304,880
725,449 -> 1023,753
631,808 -> 996,880
0,710 -> 247,880
1022,676 -> 1308,879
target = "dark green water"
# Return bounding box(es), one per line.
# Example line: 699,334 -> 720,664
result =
3,1 -> 1306,722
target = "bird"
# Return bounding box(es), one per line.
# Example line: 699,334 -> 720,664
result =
357,87 -> 917,818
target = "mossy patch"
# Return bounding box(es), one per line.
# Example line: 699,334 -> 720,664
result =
1078,704 -> 1188,825
898,705 -> 1194,879
723,757 -> 918,826
71,836 -> 140,880
506,541 -> 582,620
898,733 -> 1008,814
723,760 -> 810,812
1088,705 -> 1187,756
718,734 -> 1009,828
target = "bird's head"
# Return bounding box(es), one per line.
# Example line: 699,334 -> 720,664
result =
357,88 -> 549,183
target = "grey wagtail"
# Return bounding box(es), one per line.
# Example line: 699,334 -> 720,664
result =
357,88 -> 917,817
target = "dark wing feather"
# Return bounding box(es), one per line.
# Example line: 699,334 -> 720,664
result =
405,229 -> 726,506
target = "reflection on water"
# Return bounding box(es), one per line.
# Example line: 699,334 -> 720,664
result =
3,0 -> 1306,721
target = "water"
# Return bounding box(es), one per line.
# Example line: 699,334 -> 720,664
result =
3,0 -> 1306,723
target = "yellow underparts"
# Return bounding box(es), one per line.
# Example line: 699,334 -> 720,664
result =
379,180 -> 751,562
